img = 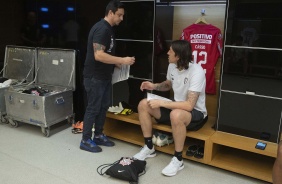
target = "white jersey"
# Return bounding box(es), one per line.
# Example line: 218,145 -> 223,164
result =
167,62 -> 207,117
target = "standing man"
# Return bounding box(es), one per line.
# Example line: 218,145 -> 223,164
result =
133,40 -> 207,176
81,0 -> 135,153
20,11 -> 47,47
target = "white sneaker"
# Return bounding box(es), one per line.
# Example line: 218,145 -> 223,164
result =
152,131 -> 160,145
156,133 -> 173,147
152,134 -> 158,145
161,156 -> 184,176
133,145 -> 156,160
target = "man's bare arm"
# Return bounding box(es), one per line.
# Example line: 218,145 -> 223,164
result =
94,43 -> 106,53
93,43 -> 134,65
157,90 -> 200,111
186,90 -> 200,109
154,80 -> 172,91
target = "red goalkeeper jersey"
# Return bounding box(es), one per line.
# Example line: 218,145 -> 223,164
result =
180,24 -> 222,94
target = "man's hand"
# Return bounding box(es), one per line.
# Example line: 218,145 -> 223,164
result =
148,99 -> 162,109
123,56 -> 135,65
140,81 -> 154,91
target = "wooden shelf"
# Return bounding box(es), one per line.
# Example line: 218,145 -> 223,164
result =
211,131 -> 277,158
106,112 -> 140,125
104,118 -> 144,146
210,145 -> 275,182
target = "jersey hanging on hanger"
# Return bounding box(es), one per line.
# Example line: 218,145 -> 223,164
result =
180,24 -> 222,94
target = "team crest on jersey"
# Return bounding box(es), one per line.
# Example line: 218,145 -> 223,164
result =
184,77 -> 188,84
218,33 -> 222,40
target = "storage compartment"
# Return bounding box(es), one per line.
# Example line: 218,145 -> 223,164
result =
217,91 -> 282,143
210,144 -> 275,182
5,48 -> 76,137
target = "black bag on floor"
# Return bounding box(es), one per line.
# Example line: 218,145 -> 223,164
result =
97,157 -> 146,184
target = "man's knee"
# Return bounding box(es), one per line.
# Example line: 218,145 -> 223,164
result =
138,99 -> 148,111
170,109 -> 189,126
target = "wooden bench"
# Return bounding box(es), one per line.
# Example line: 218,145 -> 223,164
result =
104,112 -> 216,164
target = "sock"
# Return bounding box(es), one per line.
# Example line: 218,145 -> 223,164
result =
174,151 -> 183,161
144,137 -> 153,149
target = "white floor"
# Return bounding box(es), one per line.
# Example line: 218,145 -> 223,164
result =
0,121 -> 270,184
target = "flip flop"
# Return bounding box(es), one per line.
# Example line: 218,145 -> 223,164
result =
72,128 -> 82,134
194,146 -> 204,159
186,144 -> 199,156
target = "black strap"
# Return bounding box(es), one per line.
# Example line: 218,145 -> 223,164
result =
96,159 -> 119,176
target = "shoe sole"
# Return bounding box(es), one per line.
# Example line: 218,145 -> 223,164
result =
134,152 -> 157,160
80,145 -> 102,153
146,152 -> 157,159
94,141 -> 115,147
161,164 -> 184,176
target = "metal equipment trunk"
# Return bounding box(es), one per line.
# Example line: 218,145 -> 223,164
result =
5,48 -> 76,136
0,45 -> 35,123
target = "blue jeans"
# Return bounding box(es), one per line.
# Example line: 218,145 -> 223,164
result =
82,77 -> 112,140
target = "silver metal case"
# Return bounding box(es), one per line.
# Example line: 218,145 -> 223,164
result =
4,48 -> 76,136
0,45 -> 35,122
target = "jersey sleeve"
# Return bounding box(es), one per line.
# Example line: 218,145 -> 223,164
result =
189,69 -> 206,93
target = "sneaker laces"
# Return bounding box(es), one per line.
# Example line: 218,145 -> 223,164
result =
83,139 -> 97,146
96,134 -> 109,141
171,157 -> 183,167
139,146 -> 151,156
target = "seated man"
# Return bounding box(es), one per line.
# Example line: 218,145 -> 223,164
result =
273,140 -> 282,184
133,40 -> 207,176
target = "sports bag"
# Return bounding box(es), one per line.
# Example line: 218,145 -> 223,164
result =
97,157 -> 146,184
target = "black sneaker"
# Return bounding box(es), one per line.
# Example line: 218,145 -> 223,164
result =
93,134 -> 115,147
80,139 -> 102,153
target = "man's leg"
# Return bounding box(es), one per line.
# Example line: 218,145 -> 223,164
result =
161,109 -> 190,176
93,80 -> 115,147
80,77 -> 102,153
94,80 -> 111,135
273,141 -> 282,184
138,99 -> 161,137
170,109 -> 191,152
133,99 -> 161,160
82,77 -> 97,141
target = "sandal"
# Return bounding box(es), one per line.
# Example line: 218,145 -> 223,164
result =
186,144 -> 199,156
194,146 -> 204,159
72,128 -> 82,134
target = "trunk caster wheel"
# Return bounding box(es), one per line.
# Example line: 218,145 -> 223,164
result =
0,116 -> 8,124
8,119 -> 19,127
41,127 -> 50,137
67,116 -> 75,124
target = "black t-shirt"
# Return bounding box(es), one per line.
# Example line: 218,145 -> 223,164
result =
83,19 -> 116,80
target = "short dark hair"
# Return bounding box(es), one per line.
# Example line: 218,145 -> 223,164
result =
105,0 -> 124,16
171,40 -> 192,70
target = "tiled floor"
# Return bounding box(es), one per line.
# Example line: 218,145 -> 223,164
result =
0,121 -> 270,184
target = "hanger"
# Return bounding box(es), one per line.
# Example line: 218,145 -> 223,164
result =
195,16 -> 208,24
195,9 -> 208,24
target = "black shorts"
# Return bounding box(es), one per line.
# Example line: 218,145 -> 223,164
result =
155,107 -> 208,131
